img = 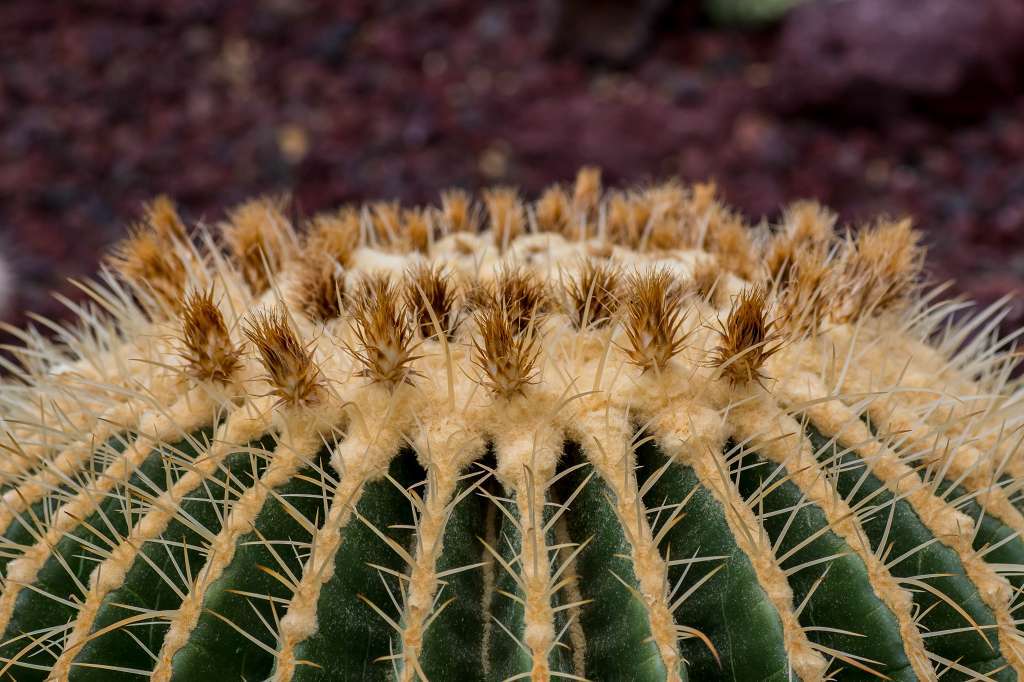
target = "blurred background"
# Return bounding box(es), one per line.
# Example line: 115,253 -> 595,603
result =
1,0 -> 1023,340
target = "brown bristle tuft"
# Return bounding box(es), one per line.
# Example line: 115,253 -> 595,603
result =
778,245 -> 832,337
764,238 -> 797,284
643,181 -> 687,216
402,208 -> 431,254
483,187 -> 526,250
765,201 -> 836,282
440,189 -> 476,233
563,260 -> 621,329
404,263 -> 459,339
689,258 -> 725,307
535,185 -> 573,237
294,254 -> 346,323
690,181 -> 717,217
222,197 -> 295,295
706,210 -> 757,279
833,218 -> 924,322
785,201 -> 836,243
494,265 -> 548,334
305,208 -> 360,267
369,201 -> 402,246
143,195 -> 187,241
606,192 -> 648,249
573,166 -> 602,219
462,276 -> 496,314
108,221 -> 188,311
471,301 -> 542,398
180,289 -> 242,384
621,268 -> 691,371
347,273 -> 420,388
646,219 -> 684,251
244,308 -> 323,407
643,181 -> 691,251
709,285 -> 784,386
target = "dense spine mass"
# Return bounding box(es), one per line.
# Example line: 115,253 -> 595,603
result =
1,170 -> 1023,681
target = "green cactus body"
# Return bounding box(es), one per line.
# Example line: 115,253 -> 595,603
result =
1,171 -> 1022,680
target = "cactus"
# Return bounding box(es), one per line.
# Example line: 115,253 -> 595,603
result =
0,169 -> 1022,681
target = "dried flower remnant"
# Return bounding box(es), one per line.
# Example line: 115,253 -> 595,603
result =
833,218 -> 924,323
644,181 -> 690,251
402,208 -> 431,254
348,273 -> 420,387
179,289 -> 242,384
765,201 -> 836,282
785,201 -> 836,244
295,254 -> 346,324
563,260 -> 621,330
305,208 -> 360,268
706,210 -> 757,280
709,286 -> 784,386
370,201 -> 403,247
494,265 -> 548,334
440,189 -> 476,234
108,208 -> 188,311
222,196 -> 295,295
459,276 -> 493,315
689,181 -> 718,219
606,192 -> 649,249
484,187 -> 526,251
621,268 -> 691,371
404,263 -> 459,340
573,165 -> 603,222
143,195 -> 188,242
535,185 -> 573,236
689,259 -> 725,307
472,302 -> 541,398
244,308 -> 323,407
778,245 -> 833,337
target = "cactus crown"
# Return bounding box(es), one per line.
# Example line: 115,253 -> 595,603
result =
1,169 -> 1023,681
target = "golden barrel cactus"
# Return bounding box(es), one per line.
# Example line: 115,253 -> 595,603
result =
0,170 -> 1022,681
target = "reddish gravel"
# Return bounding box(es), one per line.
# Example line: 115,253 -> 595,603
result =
1,0 -> 1023,345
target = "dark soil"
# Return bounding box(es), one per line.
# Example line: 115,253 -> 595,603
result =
2,0 -> 1023,343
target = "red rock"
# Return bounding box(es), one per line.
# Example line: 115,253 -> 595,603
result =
0,0 -> 1021,352
775,0 -> 1024,111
